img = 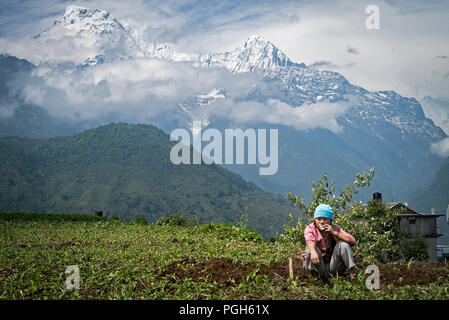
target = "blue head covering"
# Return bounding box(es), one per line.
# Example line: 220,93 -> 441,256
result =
313,204 -> 334,221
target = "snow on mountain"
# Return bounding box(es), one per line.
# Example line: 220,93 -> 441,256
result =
34,8 -> 303,72
197,88 -> 227,104
57,6 -> 125,35
230,35 -> 298,72
29,5 -> 447,146
192,35 -> 304,73
35,6 -> 144,64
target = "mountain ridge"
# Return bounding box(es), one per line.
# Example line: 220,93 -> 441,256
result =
1,5 -> 447,203
36,6 -> 444,141
410,157 -> 449,213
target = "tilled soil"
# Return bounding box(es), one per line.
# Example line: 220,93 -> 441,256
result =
376,261 -> 448,287
159,256 -> 309,285
159,256 -> 449,288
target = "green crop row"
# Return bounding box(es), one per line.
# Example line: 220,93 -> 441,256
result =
1,212 -> 448,300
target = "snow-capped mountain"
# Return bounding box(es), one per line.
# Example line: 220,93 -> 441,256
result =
35,6 -> 145,65
55,6 -> 127,35
192,35 -> 304,73
175,38 -> 444,143
4,5 -> 448,201
33,7 -> 303,71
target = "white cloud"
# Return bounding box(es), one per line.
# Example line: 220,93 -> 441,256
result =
205,96 -> 356,134
430,137 -> 449,158
0,36 -> 99,66
13,57 -> 262,121
419,96 -> 449,135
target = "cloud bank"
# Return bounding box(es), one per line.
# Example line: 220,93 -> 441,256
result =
204,97 -> 356,134
430,137 -> 449,158
10,58 -> 263,121
8,53 -> 353,134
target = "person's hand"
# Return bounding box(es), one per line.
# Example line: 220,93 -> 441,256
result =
310,250 -> 320,265
322,224 -> 336,235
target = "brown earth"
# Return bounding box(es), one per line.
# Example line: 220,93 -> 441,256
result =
376,261 -> 448,287
159,256 -> 309,285
158,256 -> 449,288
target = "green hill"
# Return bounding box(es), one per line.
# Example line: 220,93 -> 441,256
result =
0,123 -> 300,238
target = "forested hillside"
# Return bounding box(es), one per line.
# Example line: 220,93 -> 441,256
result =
0,123 -> 299,238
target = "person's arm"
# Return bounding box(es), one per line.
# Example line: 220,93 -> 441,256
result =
304,225 -> 320,264
323,225 -> 356,245
307,241 -> 320,264
332,229 -> 351,243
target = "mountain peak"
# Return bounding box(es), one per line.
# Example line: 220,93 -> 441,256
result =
55,5 -> 125,34
32,5 -> 142,64
240,35 -> 272,46
230,35 -> 296,72
63,5 -> 105,17
62,5 -> 110,22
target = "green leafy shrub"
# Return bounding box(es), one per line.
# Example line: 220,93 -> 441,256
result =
399,236 -> 429,261
130,215 -> 148,225
155,212 -> 196,227
337,200 -> 407,263
233,210 -> 249,230
286,168 -> 375,220
229,225 -> 263,242
279,213 -> 308,246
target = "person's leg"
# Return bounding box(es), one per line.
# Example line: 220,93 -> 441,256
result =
304,246 -> 328,278
329,241 -> 356,276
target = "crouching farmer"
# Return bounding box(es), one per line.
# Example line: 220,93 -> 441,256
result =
302,204 -> 357,279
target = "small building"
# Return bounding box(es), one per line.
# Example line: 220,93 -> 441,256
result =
447,204 -> 449,224
436,204 -> 449,261
373,193 -> 443,261
437,246 -> 449,262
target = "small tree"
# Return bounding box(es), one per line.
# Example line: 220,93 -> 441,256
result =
281,168 -> 408,264
337,199 -> 407,263
233,207 -> 249,230
281,168 -> 375,246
